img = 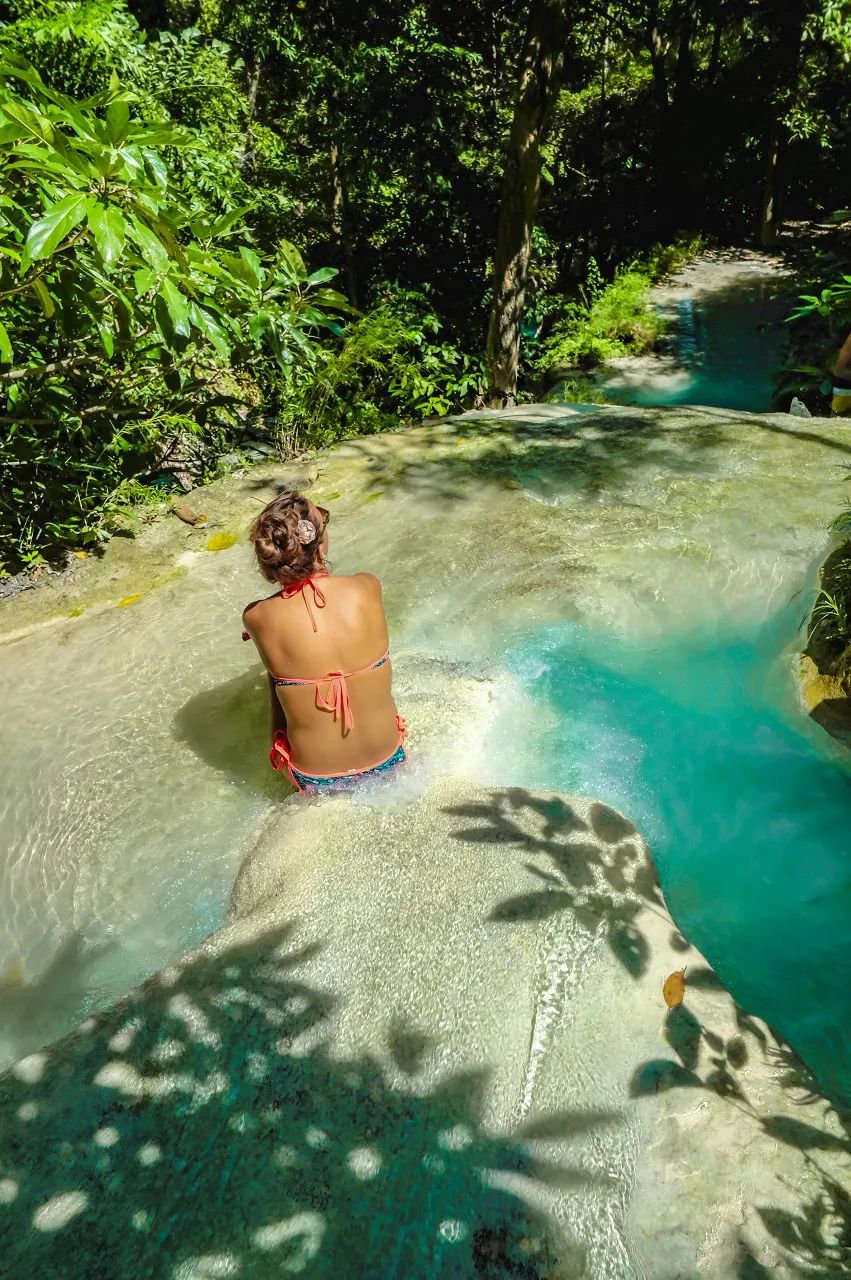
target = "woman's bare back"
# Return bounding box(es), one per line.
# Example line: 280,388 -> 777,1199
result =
243,572 -> 401,774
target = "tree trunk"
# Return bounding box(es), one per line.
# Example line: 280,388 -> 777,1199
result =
329,129 -> 359,307
485,0 -> 569,407
757,0 -> 806,247
646,0 -> 669,113
758,123 -> 781,247
672,0 -> 694,114
597,5 -> 610,260
238,58 -> 263,175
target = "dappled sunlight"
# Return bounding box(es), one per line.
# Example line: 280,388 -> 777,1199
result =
0,919 -> 599,1278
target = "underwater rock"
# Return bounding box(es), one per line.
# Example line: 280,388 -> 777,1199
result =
788,395 -> 812,417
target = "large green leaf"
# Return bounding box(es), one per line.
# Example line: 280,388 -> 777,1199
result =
133,266 -> 156,296
105,99 -> 130,146
306,266 -> 338,285
97,318 -> 115,358
189,302 -> 231,358
141,147 -> 168,190
0,121 -> 27,145
31,277 -> 55,317
88,201 -> 126,270
1,100 -> 53,145
130,216 -> 169,272
24,191 -> 88,263
276,239 -> 306,283
0,317 -> 12,363
238,246 -> 263,290
160,277 -> 190,337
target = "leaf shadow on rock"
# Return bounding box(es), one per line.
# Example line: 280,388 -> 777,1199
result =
0,919 -> 610,1279
342,408 -> 851,511
445,787 -> 662,980
444,788 -> 851,1276
632,996 -> 851,1277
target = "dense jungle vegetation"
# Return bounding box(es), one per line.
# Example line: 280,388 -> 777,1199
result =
0,0 -> 849,571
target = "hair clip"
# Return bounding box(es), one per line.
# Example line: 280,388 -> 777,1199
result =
296,518 -> 317,544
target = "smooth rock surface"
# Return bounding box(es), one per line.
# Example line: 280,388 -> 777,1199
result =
1,779 -> 847,1279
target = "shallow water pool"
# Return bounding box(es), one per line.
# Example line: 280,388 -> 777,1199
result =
482,609 -> 851,1101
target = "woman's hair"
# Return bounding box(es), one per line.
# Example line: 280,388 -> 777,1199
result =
250,491 -> 325,584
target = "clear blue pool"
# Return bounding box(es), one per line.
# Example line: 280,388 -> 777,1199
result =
489,610 -> 851,1102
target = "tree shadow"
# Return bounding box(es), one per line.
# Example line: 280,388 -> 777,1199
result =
630,994 -> 851,1277
444,787 -> 662,980
173,666 -> 286,794
0,920 -> 600,1278
337,406 -> 851,508
0,931 -> 116,1070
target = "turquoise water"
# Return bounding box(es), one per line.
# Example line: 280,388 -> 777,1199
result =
488,612 -> 851,1102
592,260 -> 789,412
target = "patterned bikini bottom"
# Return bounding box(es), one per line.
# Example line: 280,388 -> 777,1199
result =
289,744 -> 407,795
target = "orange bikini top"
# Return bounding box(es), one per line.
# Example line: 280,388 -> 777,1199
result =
242,574 -> 389,735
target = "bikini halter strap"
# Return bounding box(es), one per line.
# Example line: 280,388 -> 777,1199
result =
280,574 -> 328,633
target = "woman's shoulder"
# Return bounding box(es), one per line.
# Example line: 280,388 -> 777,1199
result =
330,571 -> 382,597
349,571 -> 382,594
242,591 -> 280,628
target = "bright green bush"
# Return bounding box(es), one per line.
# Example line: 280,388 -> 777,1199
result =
0,57 -> 346,570
277,288 -> 485,454
533,237 -> 702,374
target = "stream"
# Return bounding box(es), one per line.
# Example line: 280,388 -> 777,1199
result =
555,249 -> 791,412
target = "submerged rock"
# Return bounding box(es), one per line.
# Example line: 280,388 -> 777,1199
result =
1,780 -> 847,1279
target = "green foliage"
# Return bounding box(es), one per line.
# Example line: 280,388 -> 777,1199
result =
533,239 -> 702,373
277,288 -> 484,454
831,505 -> 851,538
0,57 -> 345,569
789,276 -> 851,333
2,0 -> 851,569
810,588 -> 850,642
782,239 -> 851,408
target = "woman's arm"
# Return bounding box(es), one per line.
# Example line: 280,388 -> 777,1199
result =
268,673 -> 288,743
834,332 -> 851,379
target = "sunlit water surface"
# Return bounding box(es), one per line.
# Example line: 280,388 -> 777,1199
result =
480,608 -> 851,1101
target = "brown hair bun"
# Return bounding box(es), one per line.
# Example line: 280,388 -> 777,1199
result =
250,491 -> 323,584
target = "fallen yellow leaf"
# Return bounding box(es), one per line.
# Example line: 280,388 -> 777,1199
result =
663,968 -> 687,1009
206,531 -> 239,552
73,550 -> 88,559
117,593 -> 143,608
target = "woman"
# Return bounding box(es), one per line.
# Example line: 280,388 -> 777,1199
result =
832,330 -> 851,417
242,491 -> 406,794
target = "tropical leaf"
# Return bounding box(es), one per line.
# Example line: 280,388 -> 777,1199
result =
24,191 -> 88,262
88,201 -> 126,269
105,99 -> 130,146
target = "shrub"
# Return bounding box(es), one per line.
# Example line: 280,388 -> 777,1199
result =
532,236 -> 702,375
0,57 -> 346,570
276,288 -> 485,455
